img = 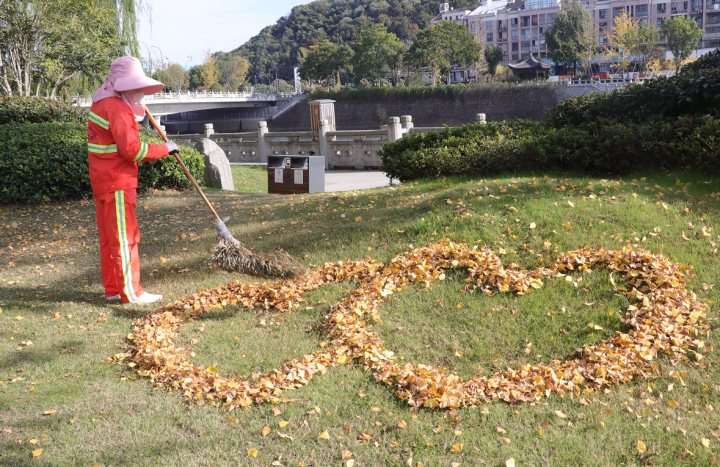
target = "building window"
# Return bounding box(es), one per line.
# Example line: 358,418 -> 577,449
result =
671,2 -> 678,10
512,42 -> 519,51
511,17 -> 518,27
521,28 -> 531,39
599,8 -> 607,18
657,3 -> 666,13
599,21 -> 608,31
540,39 -> 546,49
539,26 -> 547,34
512,54 -> 519,60
709,12 -> 720,23
539,14 -> 546,25
613,6 -> 626,16
636,4 -> 648,16
487,32 -> 494,42
521,40 -> 531,51
692,13 -> 703,25
522,16 -> 531,26
512,29 -> 519,39
486,20 -> 493,30
600,35 -> 608,44
547,13 -> 556,24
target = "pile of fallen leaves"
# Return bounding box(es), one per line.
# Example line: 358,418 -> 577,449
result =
121,239 -> 710,409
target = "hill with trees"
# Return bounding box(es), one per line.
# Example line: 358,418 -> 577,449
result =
220,0 -> 478,80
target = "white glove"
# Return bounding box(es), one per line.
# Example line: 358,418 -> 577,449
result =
165,141 -> 179,155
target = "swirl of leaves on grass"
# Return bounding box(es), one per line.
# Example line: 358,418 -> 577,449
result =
122,239 -> 709,409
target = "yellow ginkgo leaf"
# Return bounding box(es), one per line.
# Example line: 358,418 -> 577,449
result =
247,448 -> 258,457
319,430 -> 330,440
636,440 -> 647,454
450,443 -> 463,452
702,438 -> 710,448
32,449 -> 42,458
279,420 -> 289,428
506,458 -> 516,467
341,450 -> 353,460
397,420 -> 408,429
530,222 -> 536,229
555,410 -> 567,419
43,410 -> 57,415
261,426 -> 270,437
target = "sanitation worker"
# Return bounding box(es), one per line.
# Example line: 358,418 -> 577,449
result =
88,56 -> 179,304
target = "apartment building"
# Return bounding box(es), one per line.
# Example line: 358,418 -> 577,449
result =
430,0 -> 717,68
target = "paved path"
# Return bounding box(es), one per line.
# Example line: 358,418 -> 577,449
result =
324,170 -> 397,192
231,164 -> 398,193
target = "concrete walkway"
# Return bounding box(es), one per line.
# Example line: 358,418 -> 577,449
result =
324,170 -> 397,192
231,164 -> 397,193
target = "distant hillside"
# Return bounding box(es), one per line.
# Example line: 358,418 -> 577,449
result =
218,0 -> 478,80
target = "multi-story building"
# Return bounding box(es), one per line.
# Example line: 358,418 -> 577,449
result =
430,0 -> 718,70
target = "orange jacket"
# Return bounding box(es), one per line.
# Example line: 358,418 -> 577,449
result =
87,97 -> 168,195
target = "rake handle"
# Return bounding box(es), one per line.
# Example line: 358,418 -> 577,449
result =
143,105 -> 221,222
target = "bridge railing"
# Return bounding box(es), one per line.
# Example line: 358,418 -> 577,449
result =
72,90 -> 303,107
172,113 -> 487,169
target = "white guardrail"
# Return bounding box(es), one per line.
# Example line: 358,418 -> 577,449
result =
71,91 -> 302,107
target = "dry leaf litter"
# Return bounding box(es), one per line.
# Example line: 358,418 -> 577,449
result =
121,239 -> 709,409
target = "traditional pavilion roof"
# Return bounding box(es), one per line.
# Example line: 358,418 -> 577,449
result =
508,54 -> 552,71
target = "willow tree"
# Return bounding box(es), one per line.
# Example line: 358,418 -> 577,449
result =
0,0 -> 146,97
101,0 -> 148,57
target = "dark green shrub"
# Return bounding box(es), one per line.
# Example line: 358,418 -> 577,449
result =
0,96 -> 88,125
680,48 -> 720,73
0,123 -> 204,204
380,116 -> 720,181
547,69 -> 720,126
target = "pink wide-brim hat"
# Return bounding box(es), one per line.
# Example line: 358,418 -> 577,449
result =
112,56 -> 164,94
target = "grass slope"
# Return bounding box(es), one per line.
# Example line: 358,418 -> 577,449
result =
0,171 -> 718,466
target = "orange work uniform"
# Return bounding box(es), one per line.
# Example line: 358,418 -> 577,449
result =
87,97 -> 168,303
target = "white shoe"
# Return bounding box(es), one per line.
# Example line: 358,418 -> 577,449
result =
106,294 -> 121,301
130,292 -> 163,304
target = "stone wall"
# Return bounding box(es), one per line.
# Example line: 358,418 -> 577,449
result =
270,85 -> 573,131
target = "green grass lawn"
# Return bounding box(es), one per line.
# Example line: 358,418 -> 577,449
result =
0,171 -> 718,466
230,165 -> 268,193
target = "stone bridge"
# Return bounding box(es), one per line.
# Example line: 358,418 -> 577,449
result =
75,91 -> 304,117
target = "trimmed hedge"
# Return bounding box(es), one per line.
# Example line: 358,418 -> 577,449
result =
548,69 -> 720,126
0,96 -> 88,125
379,116 -> 720,181
0,123 -> 204,204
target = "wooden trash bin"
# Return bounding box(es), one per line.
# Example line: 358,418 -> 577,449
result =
268,156 -> 325,194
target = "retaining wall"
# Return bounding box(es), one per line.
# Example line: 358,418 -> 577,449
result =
270,85 -> 587,131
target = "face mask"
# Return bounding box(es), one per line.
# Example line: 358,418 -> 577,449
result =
133,91 -> 144,104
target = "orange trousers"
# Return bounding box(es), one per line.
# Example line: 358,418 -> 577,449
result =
95,189 -> 145,303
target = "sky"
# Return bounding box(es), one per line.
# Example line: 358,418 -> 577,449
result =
137,0 -> 306,67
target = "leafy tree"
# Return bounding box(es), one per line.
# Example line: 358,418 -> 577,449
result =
219,55 -> 250,90
484,44 -> 503,78
662,16 -> 705,72
606,12 -> 661,75
101,0 -> 148,58
0,0 -> 121,97
199,52 -> 219,90
188,66 -> 203,90
545,1 -> 595,75
299,40 -> 354,89
351,24 -> 404,81
405,20 -> 481,85
164,63 -> 188,92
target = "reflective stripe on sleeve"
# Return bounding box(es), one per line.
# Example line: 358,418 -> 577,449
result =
133,142 -> 149,162
88,111 -> 110,130
87,143 -> 118,154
